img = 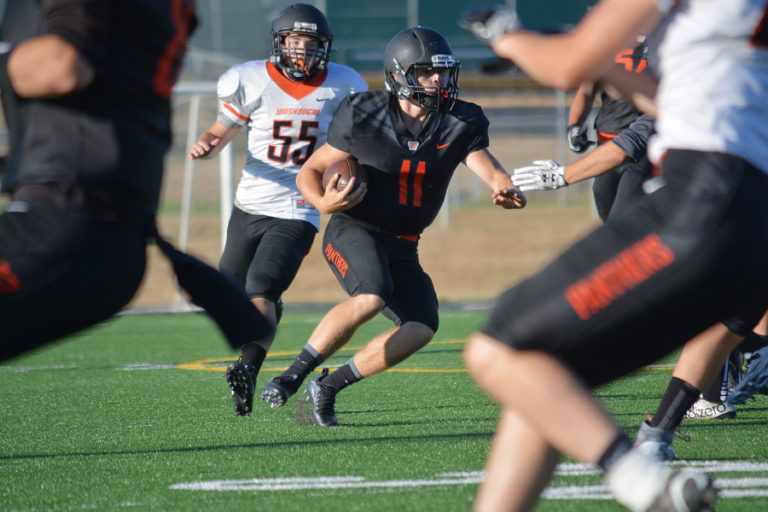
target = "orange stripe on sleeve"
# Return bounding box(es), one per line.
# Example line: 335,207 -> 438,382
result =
223,103 -> 249,122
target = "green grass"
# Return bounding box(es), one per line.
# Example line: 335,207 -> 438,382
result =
2,311 -> 767,511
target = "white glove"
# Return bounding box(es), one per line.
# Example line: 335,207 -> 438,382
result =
512,160 -> 567,192
461,8 -> 523,45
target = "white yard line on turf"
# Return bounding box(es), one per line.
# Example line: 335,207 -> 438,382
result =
170,461 -> 768,499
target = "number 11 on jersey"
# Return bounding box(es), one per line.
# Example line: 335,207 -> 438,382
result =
399,160 -> 426,207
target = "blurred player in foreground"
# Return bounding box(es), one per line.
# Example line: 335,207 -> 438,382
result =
511,27 -> 765,463
187,3 -> 367,417
261,26 -> 525,426
0,0 -> 271,361
463,0 -> 768,510
516,118 -> 767,463
511,119 -> 741,460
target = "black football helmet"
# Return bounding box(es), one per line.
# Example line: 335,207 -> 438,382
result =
384,26 -> 460,112
270,4 -> 332,81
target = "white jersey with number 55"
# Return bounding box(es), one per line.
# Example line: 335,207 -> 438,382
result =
217,60 -> 367,229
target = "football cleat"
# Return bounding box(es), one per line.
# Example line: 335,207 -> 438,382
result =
305,368 -> 339,426
727,346 -> 768,405
226,360 -> 257,416
646,468 -> 717,512
685,397 -> 736,420
261,372 -> 304,408
634,421 -> 676,461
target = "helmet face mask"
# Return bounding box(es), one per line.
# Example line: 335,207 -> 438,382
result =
270,4 -> 332,81
384,27 -> 461,112
280,34 -> 322,79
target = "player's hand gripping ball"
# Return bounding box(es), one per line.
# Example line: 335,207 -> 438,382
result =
322,158 -> 368,192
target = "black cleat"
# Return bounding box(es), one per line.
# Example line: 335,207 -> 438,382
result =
305,368 -> 339,427
262,373 -> 304,408
226,360 -> 257,416
648,468 -> 717,512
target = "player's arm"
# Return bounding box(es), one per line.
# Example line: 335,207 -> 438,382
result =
565,142 -> 630,183
599,66 -> 659,117
569,82 -> 596,127
465,148 -> 526,209
511,141 -> 634,192
567,82 -> 597,153
188,121 -> 241,160
3,34 -> 94,98
512,114 -> 653,191
1,0 -> 112,98
463,0 -> 663,90
296,143 -> 366,214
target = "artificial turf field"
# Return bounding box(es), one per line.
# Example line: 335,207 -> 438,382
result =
2,310 -> 767,511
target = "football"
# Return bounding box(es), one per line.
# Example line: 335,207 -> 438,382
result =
322,158 -> 367,192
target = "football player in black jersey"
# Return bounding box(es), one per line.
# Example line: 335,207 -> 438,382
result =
567,36 -> 654,221
0,0 -> 271,360
261,26 -> 525,426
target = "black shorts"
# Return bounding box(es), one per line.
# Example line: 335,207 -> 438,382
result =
321,214 -> 439,332
0,197 -> 148,360
218,207 -> 316,303
483,150 -> 768,387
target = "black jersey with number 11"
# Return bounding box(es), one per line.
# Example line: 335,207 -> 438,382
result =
327,90 -> 490,237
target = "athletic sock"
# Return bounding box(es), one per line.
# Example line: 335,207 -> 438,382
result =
740,331 -> 768,353
597,434 -> 633,473
283,344 -> 324,379
650,376 -> 700,430
320,359 -> 362,392
241,343 -> 267,373
702,368 -> 725,402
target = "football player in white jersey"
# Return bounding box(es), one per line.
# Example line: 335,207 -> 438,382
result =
462,0 -> 768,510
187,3 -> 367,417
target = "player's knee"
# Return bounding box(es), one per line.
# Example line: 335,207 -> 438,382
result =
249,296 -> 279,326
463,333 -> 501,379
351,293 -> 386,317
245,274 -> 282,303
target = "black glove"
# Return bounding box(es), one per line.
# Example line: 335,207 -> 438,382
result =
567,124 -> 593,153
460,8 -> 522,45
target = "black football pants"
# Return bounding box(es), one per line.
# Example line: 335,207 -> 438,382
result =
483,150 -> 768,388
0,199 -> 146,360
